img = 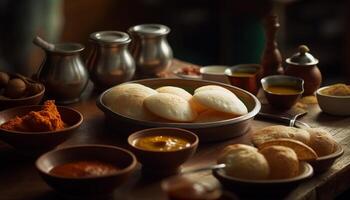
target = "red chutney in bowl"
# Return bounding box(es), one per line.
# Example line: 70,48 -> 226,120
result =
50,160 -> 120,178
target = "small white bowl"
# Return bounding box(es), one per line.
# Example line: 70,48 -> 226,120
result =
200,65 -> 229,84
316,86 -> 350,116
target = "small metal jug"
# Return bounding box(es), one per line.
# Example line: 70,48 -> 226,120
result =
33,36 -> 89,104
86,31 -> 135,89
128,24 -> 173,76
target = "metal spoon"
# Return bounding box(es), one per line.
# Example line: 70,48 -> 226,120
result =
181,163 -> 226,175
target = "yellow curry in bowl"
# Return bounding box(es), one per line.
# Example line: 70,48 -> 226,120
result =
133,135 -> 191,152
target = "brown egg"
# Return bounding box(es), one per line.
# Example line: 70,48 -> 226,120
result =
4,78 -> 27,98
0,72 -> 10,88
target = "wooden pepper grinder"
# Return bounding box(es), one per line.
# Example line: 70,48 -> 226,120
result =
261,15 -> 284,77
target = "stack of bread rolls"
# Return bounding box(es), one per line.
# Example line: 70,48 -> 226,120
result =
103,83 -> 248,123
252,125 -> 338,157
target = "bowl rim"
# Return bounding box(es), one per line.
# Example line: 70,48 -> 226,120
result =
0,105 -> 83,135
200,65 -> 228,75
316,85 -> 350,98
127,127 -> 199,153
96,78 -> 261,129
260,75 -> 304,95
315,142 -> 344,161
0,83 -> 45,102
213,161 -> 313,184
224,64 -> 261,77
35,144 -> 137,180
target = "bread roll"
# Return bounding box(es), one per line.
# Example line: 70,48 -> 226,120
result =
194,109 -> 236,123
306,128 -> 336,157
251,125 -> 310,146
156,86 -> 192,101
104,84 -> 158,121
218,144 -> 269,180
259,146 -> 299,179
193,90 -> 248,115
144,93 -> 198,122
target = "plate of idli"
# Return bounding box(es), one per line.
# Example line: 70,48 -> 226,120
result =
97,78 -> 260,142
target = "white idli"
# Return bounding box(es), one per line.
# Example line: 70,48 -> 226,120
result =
144,93 -> 198,122
195,85 -> 233,94
193,90 -> 248,115
156,86 -> 192,101
103,83 -> 158,121
194,109 -> 236,123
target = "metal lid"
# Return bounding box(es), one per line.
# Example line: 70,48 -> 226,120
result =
89,31 -> 131,45
286,45 -> 319,66
128,24 -> 170,36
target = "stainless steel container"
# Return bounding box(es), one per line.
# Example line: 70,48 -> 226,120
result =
128,24 -> 173,76
86,31 -> 135,89
34,38 -> 89,104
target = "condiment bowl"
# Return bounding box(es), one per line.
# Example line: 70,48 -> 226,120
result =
0,105 -> 82,153
128,127 -> 198,175
97,78 -> 261,142
200,65 -> 229,84
316,86 -> 350,116
0,83 -> 45,110
225,64 -> 261,95
213,162 -> 313,197
36,144 -> 137,196
309,142 -> 344,173
261,75 -> 304,110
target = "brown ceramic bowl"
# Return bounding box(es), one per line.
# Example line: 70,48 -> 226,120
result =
36,144 -> 137,196
225,64 -> 261,95
213,162 -> 313,198
97,78 -> 261,142
0,83 -> 45,110
128,127 -> 198,175
261,75 -> 304,110
0,105 -> 82,153
310,142 -> 344,173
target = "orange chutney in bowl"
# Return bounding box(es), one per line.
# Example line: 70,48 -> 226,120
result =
133,135 -> 191,152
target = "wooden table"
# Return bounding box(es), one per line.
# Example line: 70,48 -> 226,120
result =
1,60 -> 350,200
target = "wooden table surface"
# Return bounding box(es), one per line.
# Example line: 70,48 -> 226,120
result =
1,60 -> 350,200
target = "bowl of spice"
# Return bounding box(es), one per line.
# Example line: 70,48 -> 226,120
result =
128,127 -> 199,175
0,71 -> 45,110
36,144 -> 137,196
0,100 -> 82,153
316,83 -> 350,116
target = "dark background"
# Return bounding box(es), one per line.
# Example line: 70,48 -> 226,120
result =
0,0 -> 349,83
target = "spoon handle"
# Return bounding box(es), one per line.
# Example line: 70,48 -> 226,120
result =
181,163 -> 226,175
33,36 -> 55,51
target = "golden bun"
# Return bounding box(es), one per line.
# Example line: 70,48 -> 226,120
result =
218,144 -> 269,180
259,146 -> 299,179
251,125 -> 310,146
306,128 -> 336,157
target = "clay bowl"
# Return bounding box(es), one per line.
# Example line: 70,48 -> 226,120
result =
200,65 -> 230,84
225,64 -> 261,95
310,142 -> 344,173
213,162 -> 313,198
36,144 -> 137,196
261,75 -> 304,110
0,83 -> 45,110
0,105 -> 82,154
97,78 -> 261,142
128,127 -> 198,175
316,86 -> 350,116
